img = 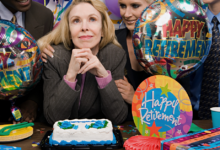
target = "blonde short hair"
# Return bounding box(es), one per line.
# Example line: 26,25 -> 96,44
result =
38,0 -> 121,50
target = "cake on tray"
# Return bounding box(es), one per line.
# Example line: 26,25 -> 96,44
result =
49,119 -> 116,145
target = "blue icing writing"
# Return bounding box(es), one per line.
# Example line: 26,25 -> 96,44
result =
139,88 -> 180,132
70,120 -> 96,123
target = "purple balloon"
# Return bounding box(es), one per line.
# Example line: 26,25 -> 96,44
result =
33,0 -> 44,4
105,0 -> 121,18
33,0 -> 50,5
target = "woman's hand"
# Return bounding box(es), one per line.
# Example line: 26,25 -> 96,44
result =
66,49 -> 89,82
77,49 -> 108,78
115,76 -> 135,104
41,44 -> 55,63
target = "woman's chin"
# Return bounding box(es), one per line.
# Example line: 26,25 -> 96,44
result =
75,45 -> 92,49
125,24 -> 135,32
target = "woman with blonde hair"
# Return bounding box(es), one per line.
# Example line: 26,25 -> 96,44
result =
38,0 -> 128,125
41,0 -> 154,122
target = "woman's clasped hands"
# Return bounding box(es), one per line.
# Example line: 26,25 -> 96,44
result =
66,48 -> 108,82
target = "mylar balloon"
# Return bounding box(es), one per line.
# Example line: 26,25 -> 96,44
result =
105,0 -> 121,18
133,0 -> 212,79
33,0 -> 45,5
0,20 -> 43,100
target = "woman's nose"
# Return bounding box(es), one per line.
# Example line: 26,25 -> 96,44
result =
81,20 -> 89,31
124,7 -> 132,18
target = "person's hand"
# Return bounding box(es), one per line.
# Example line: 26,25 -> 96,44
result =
77,49 -> 108,78
115,76 -> 135,104
9,100 -> 38,124
41,44 -> 54,63
65,49 -> 89,82
140,62 -> 153,74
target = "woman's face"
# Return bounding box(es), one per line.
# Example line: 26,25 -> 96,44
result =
68,3 -> 102,50
118,0 -> 151,31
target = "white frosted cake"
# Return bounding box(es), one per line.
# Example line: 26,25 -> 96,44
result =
49,119 -> 116,145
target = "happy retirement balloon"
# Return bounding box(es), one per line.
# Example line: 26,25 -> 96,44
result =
133,0 -> 212,79
0,20 -> 43,101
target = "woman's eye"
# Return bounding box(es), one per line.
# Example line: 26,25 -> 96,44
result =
90,18 -> 96,22
73,19 -> 79,23
120,4 -> 126,9
132,4 -> 140,8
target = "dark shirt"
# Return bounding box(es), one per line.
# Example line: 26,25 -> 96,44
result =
115,28 -> 152,121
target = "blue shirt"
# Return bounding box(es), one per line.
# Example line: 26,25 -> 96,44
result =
190,9 -> 220,111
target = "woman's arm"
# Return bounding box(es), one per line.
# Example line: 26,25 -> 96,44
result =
43,46 -> 81,125
98,47 -> 128,125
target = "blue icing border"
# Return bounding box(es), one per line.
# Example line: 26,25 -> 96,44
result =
70,120 -> 96,123
49,132 -> 117,146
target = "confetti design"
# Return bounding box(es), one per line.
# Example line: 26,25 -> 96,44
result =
132,75 -> 192,139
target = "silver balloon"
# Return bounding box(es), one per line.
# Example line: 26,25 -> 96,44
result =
133,0 -> 212,79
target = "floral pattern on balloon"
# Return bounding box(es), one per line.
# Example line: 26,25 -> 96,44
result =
0,20 -> 43,100
133,0 -> 212,79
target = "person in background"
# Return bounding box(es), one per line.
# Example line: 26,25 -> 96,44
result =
190,0 -> 220,119
0,0 -> 53,123
116,0 -> 192,121
115,0 -> 154,121
37,0 -> 128,125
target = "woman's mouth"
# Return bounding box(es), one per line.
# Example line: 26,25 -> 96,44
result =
79,35 -> 93,40
125,20 -> 136,25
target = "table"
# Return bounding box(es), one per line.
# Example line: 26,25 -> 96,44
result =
0,120 -> 213,150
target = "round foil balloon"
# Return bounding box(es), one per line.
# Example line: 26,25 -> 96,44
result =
133,0 -> 212,79
0,20 -> 43,100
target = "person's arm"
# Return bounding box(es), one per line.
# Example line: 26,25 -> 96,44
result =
40,10 -> 54,63
98,48 -> 128,125
41,44 -> 54,63
43,47 -> 83,125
